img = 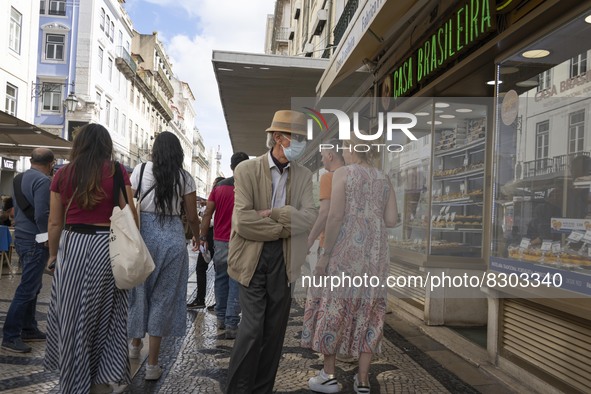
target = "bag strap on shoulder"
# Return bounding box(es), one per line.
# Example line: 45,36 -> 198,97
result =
133,163 -> 155,203
113,162 -> 128,207
13,172 -> 36,223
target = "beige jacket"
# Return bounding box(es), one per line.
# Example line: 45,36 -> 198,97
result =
228,153 -> 317,286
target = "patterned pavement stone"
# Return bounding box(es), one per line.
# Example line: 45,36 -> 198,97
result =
1,247 -> 507,393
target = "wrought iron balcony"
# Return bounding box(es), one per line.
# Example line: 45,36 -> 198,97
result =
520,151 -> 591,178
115,47 -> 137,79
333,0 -> 358,47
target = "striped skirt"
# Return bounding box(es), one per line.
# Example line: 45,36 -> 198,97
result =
44,229 -> 130,393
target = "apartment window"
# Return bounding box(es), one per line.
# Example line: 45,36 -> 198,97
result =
105,99 -> 111,127
105,15 -> 110,38
128,119 -> 133,138
122,114 -> 127,136
535,121 -> 549,169
568,110 -> 585,154
134,124 -> 139,144
110,22 -> 114,43
5,84 -> 17,116
45,34 -> 65,61
100,8 -> 105,31
118,30 -> 123,47
114,108 -> 119,133
129,85 -> 134,104
48,0 -> 66,16
537,70 -> 551,92
42,83 -> 62,112
570,53 -> 588,78
40,0 -> 46,14
136,93 -> 140,109
107,57 -> 113,81
98,47 -> 104,72
9,8 -> 22,54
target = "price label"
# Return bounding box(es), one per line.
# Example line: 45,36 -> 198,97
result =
460,183 -> 466,192
584,230 -> 591,243
445,186 -> 450,194
551,242 -> 561,254
463,156 -> 469,166
519,237 -> 531,249
540,240 -> 552,252
438,162 -> 443,170
444,213 -> 450,221
436,215 -> 442,222
450,212 -> 456,222
445,205 -> 451,214
568,231 -> 584,242
440,206 -> 445,214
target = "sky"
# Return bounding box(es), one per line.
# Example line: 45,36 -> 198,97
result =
123,0 -> 275,175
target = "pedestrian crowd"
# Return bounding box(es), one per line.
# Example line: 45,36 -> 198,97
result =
1,109 -> 397,394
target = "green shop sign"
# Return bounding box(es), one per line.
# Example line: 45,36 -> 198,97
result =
392,0 -> 495,98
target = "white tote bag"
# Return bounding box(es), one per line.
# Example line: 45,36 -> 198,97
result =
110,162 -> 155,289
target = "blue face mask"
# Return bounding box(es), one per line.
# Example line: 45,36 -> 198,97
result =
282,136 -> 307,161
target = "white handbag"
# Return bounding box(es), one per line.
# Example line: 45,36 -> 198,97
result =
109,162 -> 155,290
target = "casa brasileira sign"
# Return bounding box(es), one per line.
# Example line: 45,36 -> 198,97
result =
391,0 -> 496,98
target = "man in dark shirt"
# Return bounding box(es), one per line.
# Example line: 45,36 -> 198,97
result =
2,148 -> 54,353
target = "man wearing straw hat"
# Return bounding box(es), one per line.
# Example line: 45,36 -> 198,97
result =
225,110 -> 317,393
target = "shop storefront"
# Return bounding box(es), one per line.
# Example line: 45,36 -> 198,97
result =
0,158 -> 16,196
309,0 -> 591,392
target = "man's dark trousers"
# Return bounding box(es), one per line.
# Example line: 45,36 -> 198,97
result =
225,239 -> 292,393
3,238 -> 48,341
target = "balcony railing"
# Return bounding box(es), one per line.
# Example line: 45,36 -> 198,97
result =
333,0 -> 358,47
521,151 -> 591,178
115,46 -> 137,79
156,65 -> 174,98
275,27 -> 290,42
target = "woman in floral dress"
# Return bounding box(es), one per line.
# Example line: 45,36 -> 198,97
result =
302,135 -> 398,393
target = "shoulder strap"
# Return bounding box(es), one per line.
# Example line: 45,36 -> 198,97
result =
13,172 -> 36,223
133,163 -> 155,203
112,162 -> 128,207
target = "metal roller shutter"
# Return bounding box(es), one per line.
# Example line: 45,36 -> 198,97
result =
389,262 -> 426,308
502,299 -> 591,393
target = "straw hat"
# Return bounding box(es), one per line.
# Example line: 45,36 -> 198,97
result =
265,110 -> 307,136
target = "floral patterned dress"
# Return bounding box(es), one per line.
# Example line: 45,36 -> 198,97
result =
302,164 -> 391,357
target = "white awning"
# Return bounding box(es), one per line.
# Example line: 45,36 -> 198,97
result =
212,51 -> 367,156
0,111 -> 72,158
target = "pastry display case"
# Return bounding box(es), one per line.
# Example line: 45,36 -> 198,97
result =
385,99 -> 489,265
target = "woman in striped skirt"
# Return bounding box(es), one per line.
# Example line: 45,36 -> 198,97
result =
45,124 -> 137,393
127,131 -> 200,380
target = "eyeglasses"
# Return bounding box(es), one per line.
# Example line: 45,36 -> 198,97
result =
283,133 -> 306,143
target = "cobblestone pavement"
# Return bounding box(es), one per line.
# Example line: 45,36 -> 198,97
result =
1,247 -> 512,393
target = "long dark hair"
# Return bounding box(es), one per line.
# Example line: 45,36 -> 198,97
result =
61,123 -> 113,209
151,131 -> 186,220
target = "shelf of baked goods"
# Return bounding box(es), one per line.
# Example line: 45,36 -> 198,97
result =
507,232 -> 591,270
432,189 -> 484,204
433,162 -> 485,180
434,118 -> 486,157
431,212 -> 483,231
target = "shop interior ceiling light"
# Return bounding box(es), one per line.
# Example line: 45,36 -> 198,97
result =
440,114 -> 455,118
456,108 -> 473,113
499,66 -> 519,74
415,112 -> 430,116
515,79 -> 539,87
435,110 -> 443,113
427,120 -> 442,125
435,102 -> 450,108
585,14 -> 591,23
486,80 -> 502,85
521,49 -> 550,58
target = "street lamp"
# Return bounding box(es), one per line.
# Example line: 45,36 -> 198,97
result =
64,92 -> 79,113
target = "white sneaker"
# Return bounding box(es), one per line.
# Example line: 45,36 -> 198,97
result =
354,374 -> 370,393
129,340 -> 143,359
145,364 -> 163,381
308,369 -> 340,393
